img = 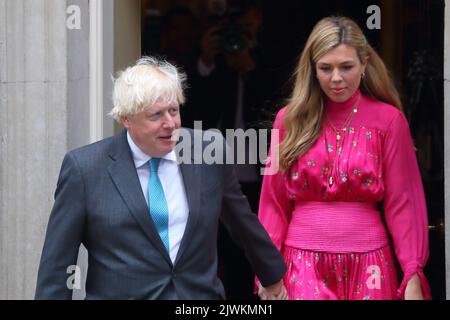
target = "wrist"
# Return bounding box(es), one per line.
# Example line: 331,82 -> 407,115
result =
406,273 -> 421,287
404,273 -> 423,300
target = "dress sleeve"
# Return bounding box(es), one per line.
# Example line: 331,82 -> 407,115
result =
255,108 -> 293,292
382,112 -> 431,299
258,108 -> 293,252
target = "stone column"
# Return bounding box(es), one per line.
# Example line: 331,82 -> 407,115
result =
0,0 -> 90,299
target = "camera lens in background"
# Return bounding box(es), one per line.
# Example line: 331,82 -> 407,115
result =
220,23 -> 248,53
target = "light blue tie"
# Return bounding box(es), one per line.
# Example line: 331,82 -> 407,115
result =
148,158 -> 170,252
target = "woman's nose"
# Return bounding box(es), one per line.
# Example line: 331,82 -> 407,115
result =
331,69 -> 343,82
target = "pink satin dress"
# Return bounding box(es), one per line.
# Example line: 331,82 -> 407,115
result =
258,90 -> 431,299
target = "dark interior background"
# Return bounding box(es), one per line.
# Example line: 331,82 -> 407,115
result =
141,0 -> 445,299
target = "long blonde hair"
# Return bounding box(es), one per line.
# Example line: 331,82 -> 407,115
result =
279,16 -> 402,173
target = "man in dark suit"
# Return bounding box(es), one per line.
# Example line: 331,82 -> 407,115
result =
35,56 -> 286,300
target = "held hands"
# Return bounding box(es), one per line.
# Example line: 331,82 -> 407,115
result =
258,280 -> 288,300
404,273 -> 424,300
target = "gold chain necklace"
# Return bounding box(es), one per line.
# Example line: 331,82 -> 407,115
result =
325,93 -> 361,186
326,93 -> 361,141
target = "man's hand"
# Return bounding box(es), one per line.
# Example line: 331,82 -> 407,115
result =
258,280 -> 288,300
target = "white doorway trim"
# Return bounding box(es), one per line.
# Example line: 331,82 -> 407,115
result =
89,0 -> 104,143
444,0 -> 450,300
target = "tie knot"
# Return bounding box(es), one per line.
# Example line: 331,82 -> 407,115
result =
149,158 -> 161,173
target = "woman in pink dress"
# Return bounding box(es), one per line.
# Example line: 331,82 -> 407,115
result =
257,16 -> 431,300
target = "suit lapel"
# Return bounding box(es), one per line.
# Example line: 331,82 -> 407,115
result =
107,131 -> 172,266
174,130 -> 201,266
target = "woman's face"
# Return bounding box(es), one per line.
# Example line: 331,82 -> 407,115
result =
315,44 -> 367,103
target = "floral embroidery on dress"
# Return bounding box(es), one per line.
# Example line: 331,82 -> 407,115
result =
307,160 -> 317,167
321,165 -> 330,178
314,286 -> 320,296
290,274 -> 296,283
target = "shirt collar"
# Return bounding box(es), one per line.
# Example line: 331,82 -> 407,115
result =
127,131 -> 177,168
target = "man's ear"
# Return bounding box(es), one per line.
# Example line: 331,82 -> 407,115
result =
121,116 -> 130,129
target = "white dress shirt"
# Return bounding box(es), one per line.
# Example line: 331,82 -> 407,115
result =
127,132 -> 189,264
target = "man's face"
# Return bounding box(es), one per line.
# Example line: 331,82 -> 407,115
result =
122,101 -> 181,157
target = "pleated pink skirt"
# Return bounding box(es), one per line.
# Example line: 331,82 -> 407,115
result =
283,245 -> 399,300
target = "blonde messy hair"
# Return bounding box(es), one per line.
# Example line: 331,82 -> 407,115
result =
279,16 -> 402,173
110,56 -> 186,121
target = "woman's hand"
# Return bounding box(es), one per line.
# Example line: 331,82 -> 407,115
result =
258,280 -> 288,300
404,273 -> 424,300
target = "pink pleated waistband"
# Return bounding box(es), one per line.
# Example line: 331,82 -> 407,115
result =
285,201 -> 389,253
